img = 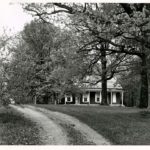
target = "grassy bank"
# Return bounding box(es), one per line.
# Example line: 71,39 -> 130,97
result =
0,106 -> 42,145
35,104 -> 150,145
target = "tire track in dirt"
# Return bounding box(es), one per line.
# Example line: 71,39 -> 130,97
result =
27,105 -> 111,145
10,105 -> 68,145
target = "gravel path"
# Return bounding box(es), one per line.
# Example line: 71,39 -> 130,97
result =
11,105 -> 111,145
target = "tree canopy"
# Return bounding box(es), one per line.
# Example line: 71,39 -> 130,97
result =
0,3 -> 150,108
22,3 -> 150,108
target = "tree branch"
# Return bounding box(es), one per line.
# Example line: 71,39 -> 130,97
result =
53,3 -> 74,14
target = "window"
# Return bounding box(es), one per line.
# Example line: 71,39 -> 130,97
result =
95,92 -> 101,103
65,94 -> 73,102
97,97 -> 100,101
84,97 -> 88,102
67,97 -> 71,102
83,93 -> 89,102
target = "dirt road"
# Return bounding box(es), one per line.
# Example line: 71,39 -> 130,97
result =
10,105 -> 111,145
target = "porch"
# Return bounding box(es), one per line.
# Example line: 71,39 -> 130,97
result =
64,89 -> 124,106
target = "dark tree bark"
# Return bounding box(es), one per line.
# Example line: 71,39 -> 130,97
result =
120,4 -> 133,16
139,54 -> 148,108
120,4 -> 149,108
101,44 -> 108,105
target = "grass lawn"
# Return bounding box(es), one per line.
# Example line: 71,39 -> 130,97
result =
0,106 -> 42,145
35,104 -> 150,145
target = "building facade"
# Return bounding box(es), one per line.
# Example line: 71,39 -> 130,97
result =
62,79 -> 124,106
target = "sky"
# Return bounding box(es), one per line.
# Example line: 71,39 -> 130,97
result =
0,2 -> 33,35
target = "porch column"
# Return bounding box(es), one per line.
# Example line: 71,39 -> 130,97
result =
121,91 -> 124,106
64,95 -> 66,105
100,91 -> 102,103
75,97 -> 77,104
88,92 -> 90,104
111,91 -> 113,105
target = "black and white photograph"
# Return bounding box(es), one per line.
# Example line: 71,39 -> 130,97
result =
0,0 -> 150,146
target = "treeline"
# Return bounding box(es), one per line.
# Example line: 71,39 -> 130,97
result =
0,3 -> 150,108
4,21 -> 86,104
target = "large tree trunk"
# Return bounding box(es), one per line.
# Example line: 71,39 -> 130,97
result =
139,54 -> 148,108
101,46 -> 108,105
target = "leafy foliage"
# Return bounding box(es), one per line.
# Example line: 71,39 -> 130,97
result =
1,3 -> 150,107
6,20 -> 86,104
